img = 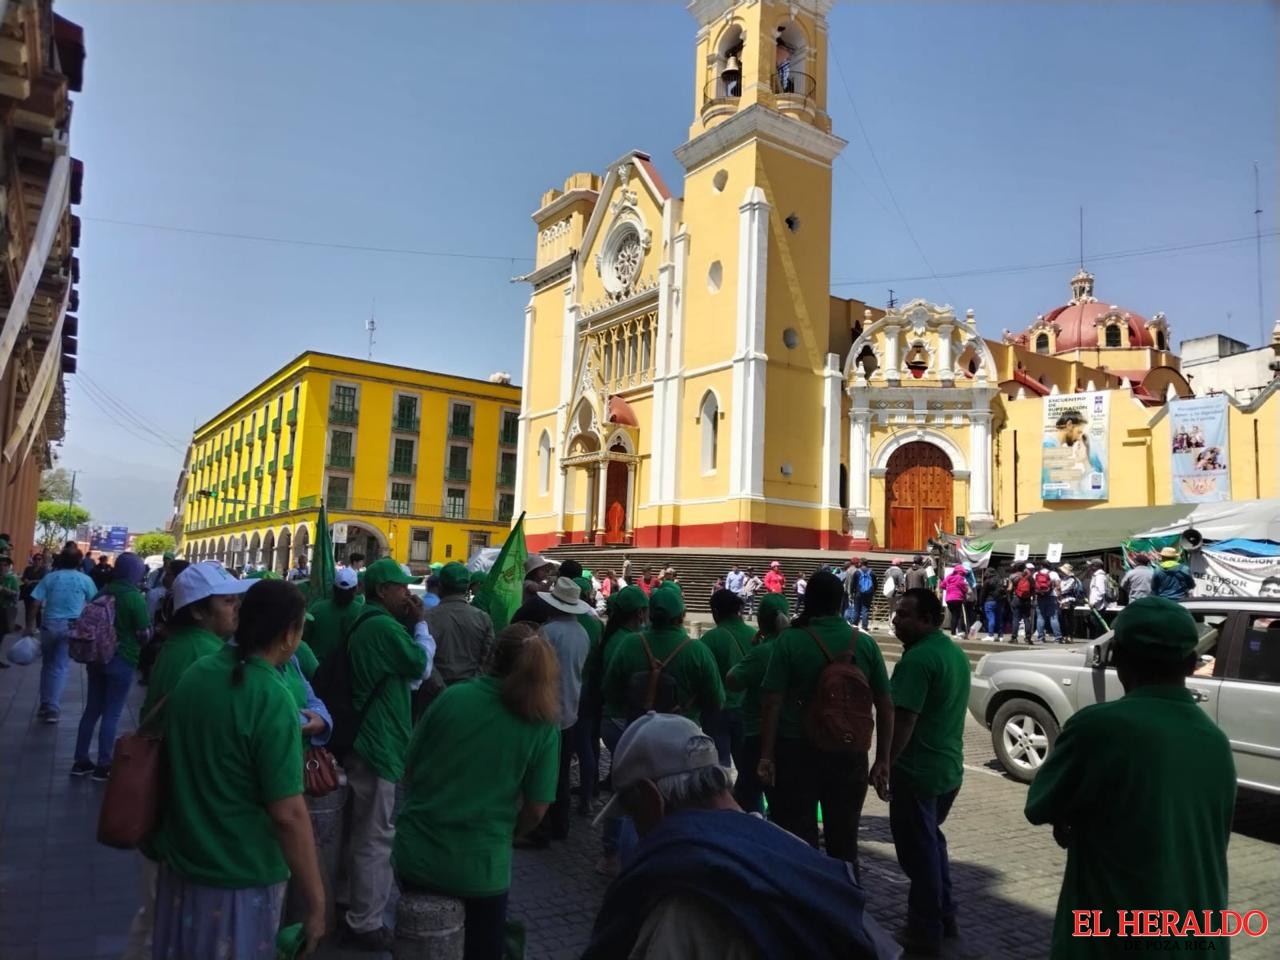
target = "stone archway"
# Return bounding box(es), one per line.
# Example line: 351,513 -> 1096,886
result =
885,441 -> 954,552
248,531 -> 262,567
262,530 -> 276,573
276,527 -> 293,574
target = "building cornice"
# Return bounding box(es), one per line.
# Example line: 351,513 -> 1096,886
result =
532,188 -> 599,224
674,104 -> 846,173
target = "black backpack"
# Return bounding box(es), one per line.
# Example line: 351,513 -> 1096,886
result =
312,608 -> 393,760
625,635 -> 693,721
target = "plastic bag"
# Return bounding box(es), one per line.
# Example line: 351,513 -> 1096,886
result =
7,634 -> 38,666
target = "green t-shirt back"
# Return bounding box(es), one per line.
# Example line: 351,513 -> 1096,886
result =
601,626 -> 725,724
101,579 -> 149,667
350,603 -> 428,782
155,647 -> 303,889
890,629 -> 970,795
140,624 -> 224,719
727,634 -> 774,737
393,675 -> 559,897
760,616 -> 890,740
303,595 -> 366,663
700,618 -> 757,712
1025,686 -> 1235,960
577,612 -> 604,696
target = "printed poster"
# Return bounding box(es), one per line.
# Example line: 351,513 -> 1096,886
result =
1041,391 -> 1110,501
1191,550 -> 1280,599
1169,396 -> 1230,503
88,525 -> 129,553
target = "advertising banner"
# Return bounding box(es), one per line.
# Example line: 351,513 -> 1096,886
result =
1169,396 -> 1230,503
1190,550 -> 1280,599
1041,391 -> 1110,501
88,525 -> 129,553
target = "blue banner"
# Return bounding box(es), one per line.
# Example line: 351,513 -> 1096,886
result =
89,525 -> 129,552
1169,396 -> 1230,503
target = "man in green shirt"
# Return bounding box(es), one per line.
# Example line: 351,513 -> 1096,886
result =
726,591 -> 789,814
1025,597 -> 1235,959
0,556 -> 20,636
757,570 -> 893,878
886,587 -> 971,956
302,565 -> 364,663
701,589 -> 759,769
340,558 -> 431,951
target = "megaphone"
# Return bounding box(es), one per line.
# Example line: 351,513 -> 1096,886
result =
1179,527 -> 1204,552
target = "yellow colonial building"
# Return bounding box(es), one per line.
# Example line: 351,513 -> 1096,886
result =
517,0 -> 1280,554
178,352 -> 520,573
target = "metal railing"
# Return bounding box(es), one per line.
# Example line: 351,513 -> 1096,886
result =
271,417 -> 281,432
282,454 -> 293,470
445,466 -> 471,483
327,453 -> 355,470
770,69 -> 816,105
257,425 -> 267,440
392,415 -> 420,432
266,460 -> 277,474
497,471 -> 515,487
500,427 -> 519,445
329,406 -> 358,425
389,459 -> 417,476
447,422 -> 473,440
703,76 -> 741,107
286,409 -> 298,426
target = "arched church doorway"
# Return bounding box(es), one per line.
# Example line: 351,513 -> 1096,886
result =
604,445 -> 629,544
885,441 -> 953,552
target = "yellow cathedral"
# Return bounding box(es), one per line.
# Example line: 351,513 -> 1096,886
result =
515,0 -> 1279,554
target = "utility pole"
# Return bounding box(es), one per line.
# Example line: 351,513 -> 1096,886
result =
61,470 -> 78,542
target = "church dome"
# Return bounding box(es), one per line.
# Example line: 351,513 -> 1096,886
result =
1018,269 -> 1164,354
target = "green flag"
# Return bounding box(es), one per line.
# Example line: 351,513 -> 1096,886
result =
473,512 -> 527,632
307,502 -> 336,604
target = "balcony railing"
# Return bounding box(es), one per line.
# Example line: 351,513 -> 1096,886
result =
497,502 -> 515,523
447,421 -> 473,440
257,425 -> 267,440
267,460 -> 277,474
326,495 -> 349,510
500,427 -> 519,445
303,497 -> 513,523
286,409 -> 298,426
329,406 -> 358,425
234,438 -> 243,451
254,466 -> 264,479
443,501 -> 467,520
390,459 -> 417,477
497,471 -> 516,487
278,500 -> 290,512
392,415 -> 420,433
387,499 -> 412,516
250,507 -> 259,519
298,494 -> 319,509
445,466 -> 471,483
263,505 -> 274,517
327,453 -> 355,470
769,69 -> 817,106
702,76 -> 741,110
271,417 -> 281,432
241,471 -> 250,485
282,454 -> 293,470
237,510 -> 245,522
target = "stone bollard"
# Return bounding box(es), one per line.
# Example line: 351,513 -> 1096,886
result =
394,891 -> 465,960
284,784 -> 349,927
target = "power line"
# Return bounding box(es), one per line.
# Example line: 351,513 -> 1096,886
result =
82,216 -> 533,265
831,230 -> 1280,288
74,377 -> 187,453
73,382 -> 184,454
830,48 -> 953,304
79,373 -> 187,448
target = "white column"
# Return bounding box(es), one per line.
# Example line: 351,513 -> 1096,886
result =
556,466 -> 570,538
968,411 -> 994,526
595,461 -> 609,538
513,300 -> 534,518
729,186 -> 769,499
847,408 -> 870,514
651,201 -> 688,507
820,353 -> 842,508
882,321 -> 901,385
937,321 -> 954,384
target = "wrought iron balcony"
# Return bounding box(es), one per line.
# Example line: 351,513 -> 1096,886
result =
327,453 -> 355,470
329,406 -> 358,425
445,466 -> 471,483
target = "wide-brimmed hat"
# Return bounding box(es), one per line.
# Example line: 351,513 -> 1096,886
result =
1159,546 -> 1181,560
537,576 -> 593,615
1058,563 -> 1075,575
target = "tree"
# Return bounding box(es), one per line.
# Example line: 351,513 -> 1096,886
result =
39,467 -> 75,503
35,500 -> 90,553
133,531 -> 177,558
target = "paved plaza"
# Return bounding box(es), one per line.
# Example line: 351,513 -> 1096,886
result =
1,644 -> 1276,960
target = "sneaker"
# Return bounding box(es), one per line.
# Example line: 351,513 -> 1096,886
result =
91,764 -> 111,782
42,709 -> 59,725
70,760 -> 94,777
337,921 -> 394,952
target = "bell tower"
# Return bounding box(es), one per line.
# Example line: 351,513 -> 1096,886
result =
666,0 -> 848,546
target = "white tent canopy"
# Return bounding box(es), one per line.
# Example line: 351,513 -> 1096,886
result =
1136,497 -> 1280,544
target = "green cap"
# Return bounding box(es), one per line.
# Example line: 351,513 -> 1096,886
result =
1112,596 -> 1199,662
364,557 -> 416,588
163,552 -> 176,561
573,575 -> 593,598
649,585 -> 686,622
439,561 -> 471,592
607,585 -> 649,617
430,562 -> 444,572
757,592 -> 790,631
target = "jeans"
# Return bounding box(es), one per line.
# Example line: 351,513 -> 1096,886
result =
982,600 -> 999,637
1036,596 -> 1062,642
572,702 -> 600,806
1011,598 -> 1034,641
401,882 -> 508,960
74,654 -> 133,765
733,734 -> 766,815
851,592 -> 873,630
704,707 -> 744,769
39,619 -> 74,715
737,592 -> 754,616
889,773 -> 959,944
600,716 -> 628,856
769,738 -> 869,878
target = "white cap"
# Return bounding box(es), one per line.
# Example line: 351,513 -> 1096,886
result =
334,567 -> 359,589
593,713 -> 720,825
172,560 -> 254,612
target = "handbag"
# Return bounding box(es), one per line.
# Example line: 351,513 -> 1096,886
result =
97,697 -> 166,850
304,746 -> 340,797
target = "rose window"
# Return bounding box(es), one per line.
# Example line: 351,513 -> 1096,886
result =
613,236 -> 641,288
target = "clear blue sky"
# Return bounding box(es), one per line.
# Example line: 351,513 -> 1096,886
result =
57,1 -> 1278,530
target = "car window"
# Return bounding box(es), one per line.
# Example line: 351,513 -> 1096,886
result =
1230,616 -> 1280,684
1102,612 -> 1226,672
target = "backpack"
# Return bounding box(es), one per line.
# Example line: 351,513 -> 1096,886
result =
69,594 -> 119,664
801,627 -> 875,754
856,567 -> 874,595
1033,571 -> 1052,595
1013,574 -> 1032,600
625,635 -> 693,721
312,608 -> 394,760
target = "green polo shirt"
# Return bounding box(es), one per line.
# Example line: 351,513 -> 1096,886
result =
727,633 -> 775,737
393,675 -> 559,897
602,626 -> 725,725
890,628 -> 970,796
760,616 -> 889,740
1025,686 -> 1235,959
303,595 -> 366,663
700,618 -> 757,712
140,624 -> 224,719
100,579 -> 149,667
155,647 -> 302,888
349,603 -> 429,782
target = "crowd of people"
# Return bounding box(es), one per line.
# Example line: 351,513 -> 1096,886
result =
0,535 -> 1235,959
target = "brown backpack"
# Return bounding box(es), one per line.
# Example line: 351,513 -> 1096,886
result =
801,627 -> 875,754
625,635 -> 694,721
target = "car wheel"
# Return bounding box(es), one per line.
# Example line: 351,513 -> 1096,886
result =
991,698 -> 1059,783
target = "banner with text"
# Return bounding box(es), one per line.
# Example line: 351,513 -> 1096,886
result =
1191,549 -> 1280,599
1169,396 -> 1230,503
1041,391 -> 1110,501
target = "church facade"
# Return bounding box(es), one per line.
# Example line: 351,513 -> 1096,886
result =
515,0 -> 1279,553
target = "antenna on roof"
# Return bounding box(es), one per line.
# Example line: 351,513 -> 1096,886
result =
1078,205 -> 1084,270
887,288 -> 897,309
366,300 -> 377,360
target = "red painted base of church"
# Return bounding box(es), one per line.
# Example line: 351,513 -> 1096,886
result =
527,522 -> 853,553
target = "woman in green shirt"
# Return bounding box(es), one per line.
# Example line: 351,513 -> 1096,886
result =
393,623 -> 561,960
153,579 -> 326,960
72,552 -> 150,781
726,592 -> 790,814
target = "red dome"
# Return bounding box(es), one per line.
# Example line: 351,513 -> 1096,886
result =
1042,300 -> 1153,352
